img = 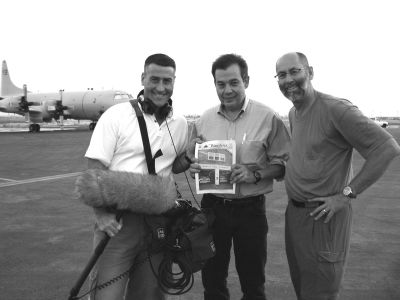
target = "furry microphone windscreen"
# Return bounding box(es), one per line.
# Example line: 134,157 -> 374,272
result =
74,169 -> 178,215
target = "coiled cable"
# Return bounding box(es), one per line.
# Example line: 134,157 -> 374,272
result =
149,241 -> 195,295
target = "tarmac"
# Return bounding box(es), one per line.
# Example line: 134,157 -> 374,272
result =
0,128 -> 399,300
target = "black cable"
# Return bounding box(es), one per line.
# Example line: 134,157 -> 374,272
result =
72,236 -> 168,300
165,119 -> 200,208
152,245 -> 195,295
71,255 -> 151,300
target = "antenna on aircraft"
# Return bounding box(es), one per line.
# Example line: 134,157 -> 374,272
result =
59,89 -> 65,130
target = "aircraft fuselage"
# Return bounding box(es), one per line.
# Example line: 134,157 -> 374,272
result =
0,90 -> 131,123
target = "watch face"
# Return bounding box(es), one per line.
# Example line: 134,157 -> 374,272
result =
254,171 -> 261,182
343,186 -> 352,196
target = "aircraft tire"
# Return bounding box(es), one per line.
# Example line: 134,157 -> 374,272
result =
29,124 -> 41,132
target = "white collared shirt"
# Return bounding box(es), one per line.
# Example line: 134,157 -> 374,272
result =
85,102 -> 188,176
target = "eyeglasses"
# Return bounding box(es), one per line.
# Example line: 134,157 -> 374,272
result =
274,68 -> 304,81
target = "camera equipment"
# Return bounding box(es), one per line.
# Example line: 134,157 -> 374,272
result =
75,169 -> 177,215
68,97 -> 215,299
149,200 -> 216,295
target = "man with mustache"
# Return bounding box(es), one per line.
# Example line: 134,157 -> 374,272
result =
188,53 -> 290,300
84,53 -> 189,300
275,52 -> 400,299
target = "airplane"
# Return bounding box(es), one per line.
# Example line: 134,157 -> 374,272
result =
370,117 -> 389,128
0,60 -> 132,132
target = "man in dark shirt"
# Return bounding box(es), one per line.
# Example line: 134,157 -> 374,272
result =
275,52 -> 400,299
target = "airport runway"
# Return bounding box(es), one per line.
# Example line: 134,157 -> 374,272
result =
0,123 -> 89,133
0,129 -> 399,300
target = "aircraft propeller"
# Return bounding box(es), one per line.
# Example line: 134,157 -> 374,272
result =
49,90 -> 68,129
18,84 -> 36,113
53,100 -> 68,120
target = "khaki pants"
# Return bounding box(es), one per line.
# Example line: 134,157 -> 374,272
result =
89,212 -> 165,300
285,199 -> 353,300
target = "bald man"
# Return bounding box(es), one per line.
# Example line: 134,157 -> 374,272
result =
275,52 -> 400,300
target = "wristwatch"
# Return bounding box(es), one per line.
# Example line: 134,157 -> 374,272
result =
343,186 -> 356,198
253,170 -> 262,184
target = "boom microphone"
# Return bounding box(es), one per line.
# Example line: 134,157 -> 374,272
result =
75,169 -> 178,215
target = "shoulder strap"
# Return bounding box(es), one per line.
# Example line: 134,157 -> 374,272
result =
130,99 -> 157,175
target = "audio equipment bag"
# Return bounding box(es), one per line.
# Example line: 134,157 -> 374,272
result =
131,99 -> 216,295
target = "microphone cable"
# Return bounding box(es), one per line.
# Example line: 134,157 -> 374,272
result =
147,234 -> 195,295
165,118 -> 200,208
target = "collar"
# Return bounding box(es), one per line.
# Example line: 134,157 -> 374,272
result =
217,96 -> 250,119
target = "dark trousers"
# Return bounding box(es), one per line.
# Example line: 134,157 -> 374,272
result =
201,194 -> 268,300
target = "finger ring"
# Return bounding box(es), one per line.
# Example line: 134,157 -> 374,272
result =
322,209 -> 327,213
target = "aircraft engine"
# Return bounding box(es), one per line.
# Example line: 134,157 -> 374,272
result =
52,100 -> 69,120
18,84 -> 36,112
47,98 -> 69,128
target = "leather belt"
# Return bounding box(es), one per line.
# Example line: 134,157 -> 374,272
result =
210,194 -> 264,206
291,198 -> 323,208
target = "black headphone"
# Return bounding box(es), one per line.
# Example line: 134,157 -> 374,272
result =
137,90 -> 172,120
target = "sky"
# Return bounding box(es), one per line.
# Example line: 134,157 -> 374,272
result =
1,0 -> 399,117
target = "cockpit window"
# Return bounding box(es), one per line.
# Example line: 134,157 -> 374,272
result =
114,93 -> 132,100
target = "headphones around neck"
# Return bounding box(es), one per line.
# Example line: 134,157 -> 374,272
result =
137,90 -> 172,120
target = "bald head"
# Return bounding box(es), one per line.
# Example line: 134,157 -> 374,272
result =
275,52 -> 314,108
276,52 -> 309,70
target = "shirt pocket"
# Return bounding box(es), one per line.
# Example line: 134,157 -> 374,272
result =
301,151 -> 325,181
239,140 -> 266,168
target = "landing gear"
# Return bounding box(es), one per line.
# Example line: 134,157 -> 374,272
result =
29,124 -> 40,132
89,122 -> 96,131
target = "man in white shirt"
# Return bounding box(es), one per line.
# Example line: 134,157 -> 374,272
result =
85,53 -> 188,300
